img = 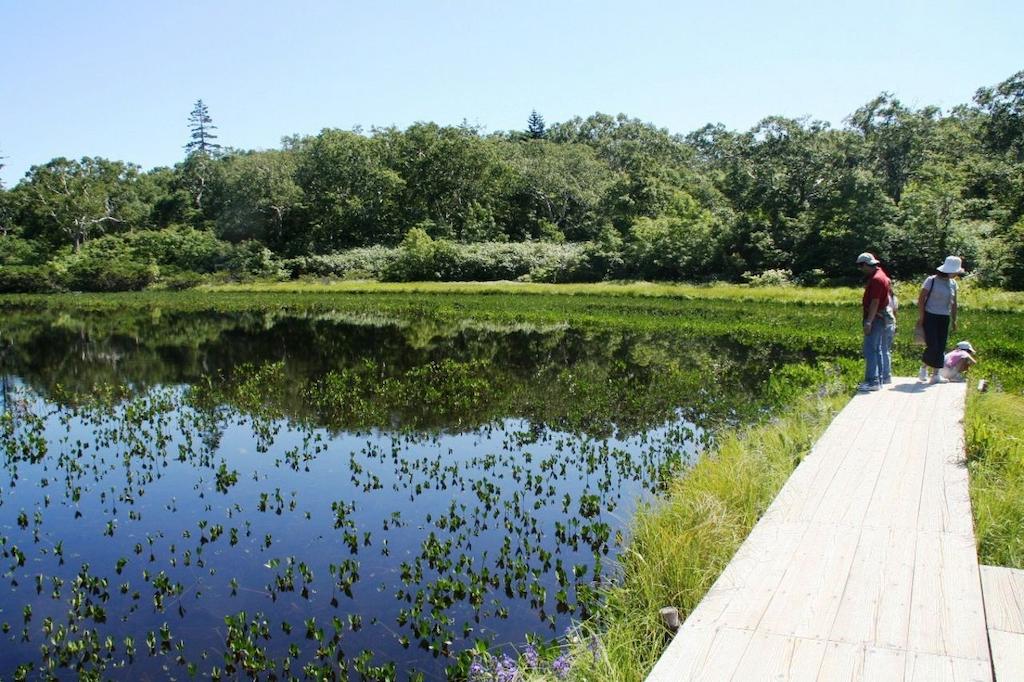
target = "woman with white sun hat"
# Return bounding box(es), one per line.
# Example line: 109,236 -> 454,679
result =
916,255 -> 964,383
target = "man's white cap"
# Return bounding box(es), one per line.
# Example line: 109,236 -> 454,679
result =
856,252 -> 880,266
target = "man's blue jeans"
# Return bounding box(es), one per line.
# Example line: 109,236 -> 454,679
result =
880,322 -> 895,383
863,320 -> 885,385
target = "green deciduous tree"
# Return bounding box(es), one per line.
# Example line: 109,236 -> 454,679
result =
381,123 -> 512,242
214,150 -> 302,250
714,117 -> 837,273
549,113 -> 701,228
19,157 -> 149,251
974,70 -> 1024,162
847,94 -> 938,204
981,217 -> 1024,288
293,129 -> 405,250
0,186 -> 16,238
627,190 -> 720,280
177,148 -> 224,217
503,139 -> 619,241
890,163 -> 977,275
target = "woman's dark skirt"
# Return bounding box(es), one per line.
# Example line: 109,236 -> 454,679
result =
921,311 -> 950,368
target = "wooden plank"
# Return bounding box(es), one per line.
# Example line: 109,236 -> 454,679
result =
904,652 -> 992,682
757,520 -> 860,639
861,416 -> 930,531
830,526 -> 917,650
758,414 -> 863,525
949,657 -> 994,682
816,640 -> 866,680
645,625 -> 718,682
864,646 -> 906,680
980,566 -> 1024,682
988,630 -> 1024,682
908,532 -> 990,661
683,521 -> 808,631
936,390 -> 975,538
729,631 -> 827,681
909,532 -> 946,655
980,565 -> 1024,633
771,391 -> 894,524
918,385 -> 973,536
646,625 -> 750,682
905,652 -> 957,682
830,416 -> 897,526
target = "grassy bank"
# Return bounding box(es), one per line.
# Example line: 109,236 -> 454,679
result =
966,390 -> 1024,568
567,372 -> 849,680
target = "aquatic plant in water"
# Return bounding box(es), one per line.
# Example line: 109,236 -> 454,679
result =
0,341 -> 732,678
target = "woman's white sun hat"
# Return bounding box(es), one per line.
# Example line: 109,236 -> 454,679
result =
937,255 -> 965,274
955,341 -> 976,354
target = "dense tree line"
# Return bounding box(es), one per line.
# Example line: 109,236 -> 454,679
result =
2,72 -> 1023,291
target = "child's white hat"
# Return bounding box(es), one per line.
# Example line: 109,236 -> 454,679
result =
955,341 -> 976,354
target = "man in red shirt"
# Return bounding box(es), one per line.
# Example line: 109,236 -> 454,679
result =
856,252 -> 892,392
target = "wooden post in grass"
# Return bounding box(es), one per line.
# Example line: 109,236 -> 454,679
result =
659,606 -> 680,632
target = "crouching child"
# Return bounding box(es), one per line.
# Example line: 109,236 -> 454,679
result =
939,341 -> 977,382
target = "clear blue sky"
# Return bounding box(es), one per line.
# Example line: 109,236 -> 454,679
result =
1,0 -> 1021,186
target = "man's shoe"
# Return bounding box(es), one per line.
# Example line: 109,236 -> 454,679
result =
857,381 -> 881,392
918,367 -> 929,381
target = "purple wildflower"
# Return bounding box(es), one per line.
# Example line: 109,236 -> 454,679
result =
495,653 -> 518,682
522,644 -> 540,669
468,658 -> 487,681
552,653 -> 571,679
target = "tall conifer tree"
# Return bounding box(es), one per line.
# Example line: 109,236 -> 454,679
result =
185,99 -> 222,156
527,110 -> 546,139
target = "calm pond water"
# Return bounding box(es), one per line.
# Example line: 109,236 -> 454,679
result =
0,306 -> 801,679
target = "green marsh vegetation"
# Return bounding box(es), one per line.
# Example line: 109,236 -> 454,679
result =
4,284 -> 1022,389
966,390 -> 1024,569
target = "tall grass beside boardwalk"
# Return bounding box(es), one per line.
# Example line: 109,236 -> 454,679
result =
567,374 -> 849,681
966,390 -> 1024,569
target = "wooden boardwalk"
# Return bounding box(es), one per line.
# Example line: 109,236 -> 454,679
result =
980,565 -> 1024,681
647,377 -> 994,681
